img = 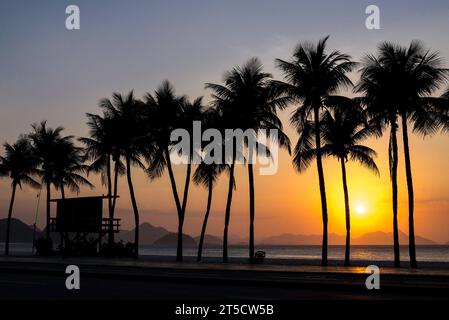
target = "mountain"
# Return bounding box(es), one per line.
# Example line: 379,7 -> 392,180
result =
153,233 -> 197,247
119,222 -> 169,245
353,231 -> 436,245
0,218 -> 40,243
229,234 -> 247,245
1,218 -> 440,246
259,231 -> 436,245
260,233 -> 345,245
194,234 -> 222,247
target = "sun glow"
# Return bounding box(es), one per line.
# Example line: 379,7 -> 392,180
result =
355,205 -> 367,215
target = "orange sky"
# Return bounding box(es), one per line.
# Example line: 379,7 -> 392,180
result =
1,1 -> 449,244
2,108 -> 449,244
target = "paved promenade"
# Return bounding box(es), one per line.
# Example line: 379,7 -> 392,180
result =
0,256 -> 448,299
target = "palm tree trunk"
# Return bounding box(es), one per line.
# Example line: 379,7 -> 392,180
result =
5,183 -> 17,256
46,181 -> 51,240
110,158 -> 120,251
106,155 -> 114,248
197,178 -> 213,262
248,162 -> 255,263
340,159 -> 351,266
176,161 -> 192,262
176,219 -> 184,262
401,113 -> 417,268
164,148 -> 183,261
314,105 -> 328,266
223,161 -> 235,263
112,159 -> 119,213
181,163 -> 191,214
125,154 -> 139,259
390,124 -> 401,268
60,185 -> 65,254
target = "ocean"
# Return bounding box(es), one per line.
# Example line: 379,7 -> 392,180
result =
2,243 -> 449,263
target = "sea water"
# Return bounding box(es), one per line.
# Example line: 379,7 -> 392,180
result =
2,243 -> 448,263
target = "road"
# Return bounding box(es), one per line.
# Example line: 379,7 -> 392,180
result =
0,270 -> 441,300
0,271 -> 377,300
1,257 -> 449,300
0,258 -> 447,320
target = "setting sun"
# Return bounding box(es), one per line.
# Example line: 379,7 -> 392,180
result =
355,205 -> 367,215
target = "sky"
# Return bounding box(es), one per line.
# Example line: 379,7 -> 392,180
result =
1,0 -> 449,244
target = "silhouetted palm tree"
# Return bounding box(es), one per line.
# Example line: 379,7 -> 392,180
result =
0,136 -> 40,256
205,78 -> 239,262
176,96 -> 205,259
275,36 -> 356,266
357,41 -> 448,268
193,107 -> 230,261
52,137 -> 93,199
318,102 -> 379,265
99,91 -> 146,259
206,58 -> 290,262
356,69 -> 401,267
193,162 -> 229,262
145,81 -> 203,261
80,113 -> 125,247
30,121 -> 73,240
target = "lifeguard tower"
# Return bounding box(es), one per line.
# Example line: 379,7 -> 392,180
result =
49,195 -> 120,255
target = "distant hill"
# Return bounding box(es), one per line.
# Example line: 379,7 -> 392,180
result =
259,231 -> 436,245
0,218 -> 40,243
353,231 -> 436,245
229,234 -> 247,245
119,222 -> 169,245
0,218 -> 441,246
260,233 -> 345,245
194,234 -> 222,247
153,233 -> 197,247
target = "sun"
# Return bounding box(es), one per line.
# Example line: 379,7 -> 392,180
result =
355,205 -> 367,215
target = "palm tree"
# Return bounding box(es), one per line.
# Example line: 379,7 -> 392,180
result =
244,61 -> 291,263
204,83 -> 237,263
193,162 -> 228,262
29,121 -> 73,240
193,107 -> 230,261
176,97 -> 205,259
99,91 -> 146,259
318,103 -> 379,265
275,36 -> 356,266
52,137 -> 93,199
356,64 -> 401,267
356,41 -> 448,268
206,58 -> 290,262
80,113 -> 125,247
145,81 -> 202,262
0,136 -> 40,256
